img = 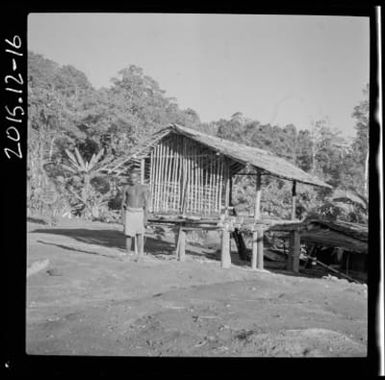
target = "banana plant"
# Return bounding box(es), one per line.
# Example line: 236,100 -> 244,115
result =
62,147 -> 112,219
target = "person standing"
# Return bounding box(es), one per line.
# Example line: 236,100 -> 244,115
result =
121,172 -> 149,260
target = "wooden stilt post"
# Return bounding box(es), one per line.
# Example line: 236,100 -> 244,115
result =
346,252 -> 350,276
288,229 -> 300,273
286,235 -> 292,270
291,180 -> 297,220
221,226 -> 231,268
251,230 -> 257,270
176,226 -> 186,262
254,171 -> 262,220
174,226 -> 179,249
140,158 -> 145,184
257,227 -> 264,270
252,171 -> 263,270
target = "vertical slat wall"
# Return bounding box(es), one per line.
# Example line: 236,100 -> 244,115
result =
149,134 -> 227,216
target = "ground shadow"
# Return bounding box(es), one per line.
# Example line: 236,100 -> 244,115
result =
31,226 -> 330,279
27,216 -> 48,225
31,227 -> 208,260
32,228 -> 127,250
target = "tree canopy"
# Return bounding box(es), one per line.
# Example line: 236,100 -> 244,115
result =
27,51 -> 368,224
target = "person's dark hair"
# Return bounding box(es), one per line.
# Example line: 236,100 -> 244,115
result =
129,170 -> 140,185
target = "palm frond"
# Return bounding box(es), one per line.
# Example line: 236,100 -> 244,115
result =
332,189 -> 367,209
61,164 -> 78,174
89,148 -> 105,169
74,147 -> 87,171
65,149 -> 79,167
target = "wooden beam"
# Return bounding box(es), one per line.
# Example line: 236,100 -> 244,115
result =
291,180 -> 297,220
254,171 -> 262,221
315,257 -> 362,284
235,172 -> 265,176
221,227 -> 231,268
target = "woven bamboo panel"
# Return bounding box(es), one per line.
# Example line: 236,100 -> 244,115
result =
148,134 -> 227,216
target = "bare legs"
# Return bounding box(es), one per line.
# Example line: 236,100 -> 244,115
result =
125,236 -> 133,255
125,234 -> 144,260
136,233 -> 144,258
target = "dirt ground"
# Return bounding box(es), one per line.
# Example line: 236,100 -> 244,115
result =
26,218 -> 367,357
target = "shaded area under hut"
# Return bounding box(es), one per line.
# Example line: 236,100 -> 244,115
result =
102,123 -> 333,271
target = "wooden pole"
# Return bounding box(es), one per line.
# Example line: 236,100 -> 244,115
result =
219,157 -> 223,212
152,145 -> 157,212
163,141 -> 168,211
165,141 -> 171,211
186,141 -> 191,213
254,171 -> 262,221
198,152 -> 204,215
251,230 -> 257,270
140,158 -> 145,184
194,148 -> 197,214
288,229 -> 300,273
177,227 -> 186,261
346,252 -> 350,276
160,142 -> 167,212
257,227 -> 264,270
158,142 -> 164,212
221,226 -> 231,268
170,137 -> 177,211
149,149 -> 154,211
291,180 -> 297,220
195,146 -> 199,214
154,144 -> 161,212
316,257 -> 362,284
213,157 -> 218,214
176,135 -> 182,213
209,155 -> 213,215
180,137 -> 185,214
181,138 -> 189,215
224,160 -> 230,212
176,135 -> 181,211
229,171 -> 233,207
167,141 -> 174,211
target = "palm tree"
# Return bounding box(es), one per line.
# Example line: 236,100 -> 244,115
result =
331,188 -> 368,224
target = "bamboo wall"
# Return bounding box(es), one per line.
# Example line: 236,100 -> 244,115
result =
147,134 -> 229,217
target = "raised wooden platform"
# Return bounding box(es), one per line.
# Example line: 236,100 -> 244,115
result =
147,214 -> 303,272
148,214 -> 301,232
147,215 -> 368,275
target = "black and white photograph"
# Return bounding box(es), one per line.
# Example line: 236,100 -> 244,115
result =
2,5 -> 383,375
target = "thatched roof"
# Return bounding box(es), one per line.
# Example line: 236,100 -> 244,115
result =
304,219 -> 368,242
166,124 -> 331,188
300,219 -> 368,253
106,123 -> 331,188
268,218 -> 368,253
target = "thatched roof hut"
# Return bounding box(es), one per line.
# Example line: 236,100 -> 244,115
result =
300,219 -> 368,253
105,124 -> 331,218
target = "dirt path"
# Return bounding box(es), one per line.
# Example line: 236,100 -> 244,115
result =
26,220 -> 367,357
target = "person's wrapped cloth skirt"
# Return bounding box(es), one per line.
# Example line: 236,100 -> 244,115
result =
123,207 -> 144,236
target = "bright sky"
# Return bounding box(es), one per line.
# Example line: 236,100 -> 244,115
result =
28,13 -> 369,137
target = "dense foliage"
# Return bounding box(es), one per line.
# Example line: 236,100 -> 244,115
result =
27,51 -> 369,224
